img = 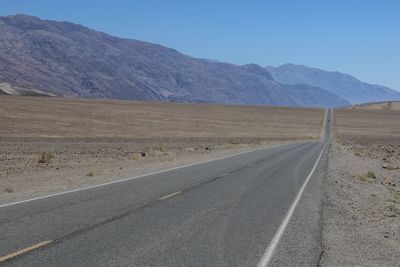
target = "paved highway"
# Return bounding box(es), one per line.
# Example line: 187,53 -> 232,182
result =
0,109 -> 332,266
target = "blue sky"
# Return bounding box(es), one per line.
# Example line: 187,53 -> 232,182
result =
1,0 -> 399,90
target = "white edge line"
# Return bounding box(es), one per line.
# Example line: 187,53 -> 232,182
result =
257,143 -> 327,267
0,142 -> 305,209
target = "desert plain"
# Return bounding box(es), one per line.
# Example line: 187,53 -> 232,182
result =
0,96 -> 324,204
1,96 -> 400,265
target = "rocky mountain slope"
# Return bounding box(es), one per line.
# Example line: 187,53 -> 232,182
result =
0,15 -> 349,107
266,64 -> 400,104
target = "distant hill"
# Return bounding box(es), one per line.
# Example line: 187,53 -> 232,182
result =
266,64 -> 400,104
0,14 -> 349,107
348,101 -> 400,111
0,82 -> 54,96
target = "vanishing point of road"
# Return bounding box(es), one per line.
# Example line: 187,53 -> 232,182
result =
0,109 -> 333,266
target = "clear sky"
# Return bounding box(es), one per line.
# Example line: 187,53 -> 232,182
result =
1,0 -> 399,90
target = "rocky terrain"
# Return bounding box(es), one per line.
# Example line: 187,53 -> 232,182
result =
0,14 -> 349,107
266,63 -> 400,104
321,109 -> 400,266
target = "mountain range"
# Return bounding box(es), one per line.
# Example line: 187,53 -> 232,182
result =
0,14 -> 350,107
266,64 -> 400,105
0,15 -> 398,107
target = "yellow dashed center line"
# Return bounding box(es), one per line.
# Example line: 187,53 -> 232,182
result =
159,191 -> 181,201
0,240 -> 52,263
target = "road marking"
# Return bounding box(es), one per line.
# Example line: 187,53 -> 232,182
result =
159,191 -> 181,200
0,240 -> 52,263
0,142 -> 298,209
257,143 -> 327,267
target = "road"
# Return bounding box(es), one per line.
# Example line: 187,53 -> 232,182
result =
0,109 -> 332,266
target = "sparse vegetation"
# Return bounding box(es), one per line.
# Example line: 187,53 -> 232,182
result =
149,145 -> 169,156
384,204 -> 400,217
358,171 -> 377,182
38,151 -> 53,163
230,139 -> 240,145
366,171 -> 376,179
387,192 -> 400,204
5,187 -> 14,193
85,171 -> 94,177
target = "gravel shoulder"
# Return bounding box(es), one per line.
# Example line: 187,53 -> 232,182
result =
321,108 -> 400,266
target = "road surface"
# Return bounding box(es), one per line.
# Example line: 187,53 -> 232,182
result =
0,109 -> 332,266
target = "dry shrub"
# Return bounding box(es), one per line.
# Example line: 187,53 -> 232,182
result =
384,204 -> 400,217
358,171 -> 376,182
5,187 -> 14,193
85,172 -> 94,177
387,193 -> 400,204
230,139 -> 240,145
149,145 -> 169,156
38,151 -> 53,163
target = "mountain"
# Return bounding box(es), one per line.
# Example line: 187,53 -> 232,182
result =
0,14 -> 349,107
266,64 -> 400,105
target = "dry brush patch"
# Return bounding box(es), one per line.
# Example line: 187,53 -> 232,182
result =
37,151 -> 54,164
85,171 -> 95,177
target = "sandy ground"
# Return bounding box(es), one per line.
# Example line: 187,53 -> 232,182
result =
321,109 -> 400,266
0,96 -> 323,139
0,96 -> 324,205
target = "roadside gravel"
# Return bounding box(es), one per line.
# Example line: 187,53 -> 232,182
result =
321,142 -> 400,266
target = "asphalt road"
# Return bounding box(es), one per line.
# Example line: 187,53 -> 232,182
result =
0,109 -> 332,266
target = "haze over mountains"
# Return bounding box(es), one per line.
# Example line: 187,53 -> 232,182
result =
266,64 -> 400,104
1,15 -> 398,107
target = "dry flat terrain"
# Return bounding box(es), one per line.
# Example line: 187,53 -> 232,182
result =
0,96 -> 324,204
349,101 -> 400,111
321,108 -> 400,266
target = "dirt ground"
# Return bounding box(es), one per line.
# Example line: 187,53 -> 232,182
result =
349,101 -> 400,111
0,96 -> 324,204
321,109 -> 400,266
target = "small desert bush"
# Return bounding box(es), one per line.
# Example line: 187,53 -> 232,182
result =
230,139 -> 240,145
149,145 -> 169,156
4,187 -> 14,193
38,151 -> 53,163
384,204 -> 400,217
366,171 -> 377,179
387,192 -> 400,204
85,172 -> 94,177
359,171 -> 377,182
